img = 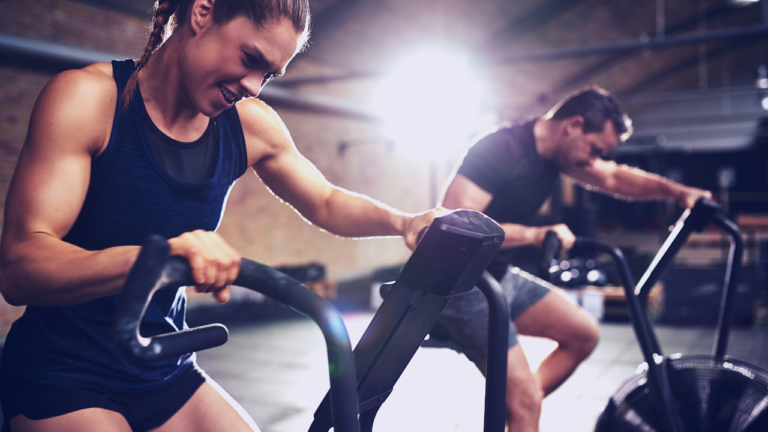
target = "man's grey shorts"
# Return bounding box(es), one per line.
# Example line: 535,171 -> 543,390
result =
427,266 -> 554,364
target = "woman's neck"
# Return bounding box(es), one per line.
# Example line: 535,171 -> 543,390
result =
137,33 -> 209,140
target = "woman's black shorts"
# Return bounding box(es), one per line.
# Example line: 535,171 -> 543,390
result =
0,365 -> 205,432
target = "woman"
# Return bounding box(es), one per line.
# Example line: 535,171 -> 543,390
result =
0,0 -> 436,431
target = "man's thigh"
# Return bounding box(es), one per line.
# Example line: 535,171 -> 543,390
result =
429,266 -> 552,363
430,286 -> 517,364
502,267 -> 554,321
514,285 -> 596,343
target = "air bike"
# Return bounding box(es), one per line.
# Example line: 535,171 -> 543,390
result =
113,209 -> 509,432
540,198 -> 768,432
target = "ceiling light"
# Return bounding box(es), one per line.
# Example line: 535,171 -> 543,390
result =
759,65 -> 768,110
758,65 -> 768,89
372,48 -> 483,161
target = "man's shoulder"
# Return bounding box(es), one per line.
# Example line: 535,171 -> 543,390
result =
468,118 -> 537,160
476,117 -> 536,143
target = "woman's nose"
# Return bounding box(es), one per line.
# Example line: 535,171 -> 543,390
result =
240,74 -> 263,98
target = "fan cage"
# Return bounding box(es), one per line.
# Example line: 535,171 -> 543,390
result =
595,355 -> 768,432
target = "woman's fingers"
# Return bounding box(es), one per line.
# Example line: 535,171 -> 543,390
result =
168,230 -> 241,297
213,286 -> 231,304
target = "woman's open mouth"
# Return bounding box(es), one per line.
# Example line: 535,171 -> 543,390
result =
218,85 -> 237,105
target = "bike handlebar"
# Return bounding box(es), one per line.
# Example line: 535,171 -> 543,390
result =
113,234 -> 337,362
113,234 -> 361,431
538,230 -> 592,280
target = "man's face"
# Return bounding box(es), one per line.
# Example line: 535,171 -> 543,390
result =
555,119 -> 619,173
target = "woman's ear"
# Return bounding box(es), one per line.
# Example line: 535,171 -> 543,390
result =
190,0 -> 216,35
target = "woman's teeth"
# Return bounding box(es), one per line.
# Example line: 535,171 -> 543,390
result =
220,85 -> 236,104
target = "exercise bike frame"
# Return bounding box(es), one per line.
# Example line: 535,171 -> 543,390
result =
113,235 -> 360,432
309,209 -> 508,432
541,198 -> 740,432
633,199 -> 742,359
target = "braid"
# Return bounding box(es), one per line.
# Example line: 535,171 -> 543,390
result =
121,0 -> 179,111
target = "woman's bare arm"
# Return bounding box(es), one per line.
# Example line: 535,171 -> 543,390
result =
0,64 -> 148,307
238,99 -> 439,250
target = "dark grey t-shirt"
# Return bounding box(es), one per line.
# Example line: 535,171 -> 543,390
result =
456,118 -> 559,279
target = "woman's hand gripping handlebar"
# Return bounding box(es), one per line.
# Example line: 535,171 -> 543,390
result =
113,235 -> 347,363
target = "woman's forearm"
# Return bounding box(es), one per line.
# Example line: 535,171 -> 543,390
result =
302,187 -> 410,239
0,233 -> 140,307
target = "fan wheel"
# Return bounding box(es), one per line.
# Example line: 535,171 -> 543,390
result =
595,356 -> 768,432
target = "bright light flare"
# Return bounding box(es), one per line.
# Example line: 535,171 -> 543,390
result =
372,49 -> 483,159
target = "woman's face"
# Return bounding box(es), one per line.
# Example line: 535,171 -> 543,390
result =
179,16 -> 301,117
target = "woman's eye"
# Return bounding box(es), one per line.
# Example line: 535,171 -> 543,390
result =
243,52 -> 260,68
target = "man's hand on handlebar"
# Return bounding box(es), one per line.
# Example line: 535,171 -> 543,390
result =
675,186 -> 713,209
167,230 -> 241,304
537,224 -> 575,251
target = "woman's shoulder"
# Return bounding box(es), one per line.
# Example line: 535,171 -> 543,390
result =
40,63 -> 117,115
234,98 -> 295,163
31,62 -> 118,154
47,62 -> 115,93
235,97 -> 285,133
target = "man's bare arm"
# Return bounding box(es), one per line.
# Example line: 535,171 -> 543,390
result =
441,173 -> 574,249
568,159 -> 712,208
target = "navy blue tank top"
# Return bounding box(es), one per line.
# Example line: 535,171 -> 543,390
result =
1,59 -> 249,391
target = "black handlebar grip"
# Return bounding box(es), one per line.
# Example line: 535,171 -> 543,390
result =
688,197 -> 721,232
416,226 -> 428,244
113,235 -> 229,362
538,230 -> 562,279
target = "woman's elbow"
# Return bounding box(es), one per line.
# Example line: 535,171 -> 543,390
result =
0,271 -> 27,306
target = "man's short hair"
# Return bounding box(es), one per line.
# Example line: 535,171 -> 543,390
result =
547,86 -> 633,141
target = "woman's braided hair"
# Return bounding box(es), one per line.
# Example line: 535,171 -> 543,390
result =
121,0 -> 310,111
121,0 -> 180,111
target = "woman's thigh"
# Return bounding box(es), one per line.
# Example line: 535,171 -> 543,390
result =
151,380 -> 259,432
10,408 -> 132,432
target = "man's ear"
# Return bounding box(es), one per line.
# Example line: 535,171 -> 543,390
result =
190,0 -> 216,35
563,116 -> 584,137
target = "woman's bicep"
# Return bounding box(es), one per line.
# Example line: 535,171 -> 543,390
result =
253,147 -> 333,220
4,70 -> 113,244
6,141 -> 92,241
240,99 -> 334,219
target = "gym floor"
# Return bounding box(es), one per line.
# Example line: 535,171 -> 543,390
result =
192,308 -> 768,432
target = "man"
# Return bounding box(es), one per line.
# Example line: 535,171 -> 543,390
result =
432,86 -> 711,431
